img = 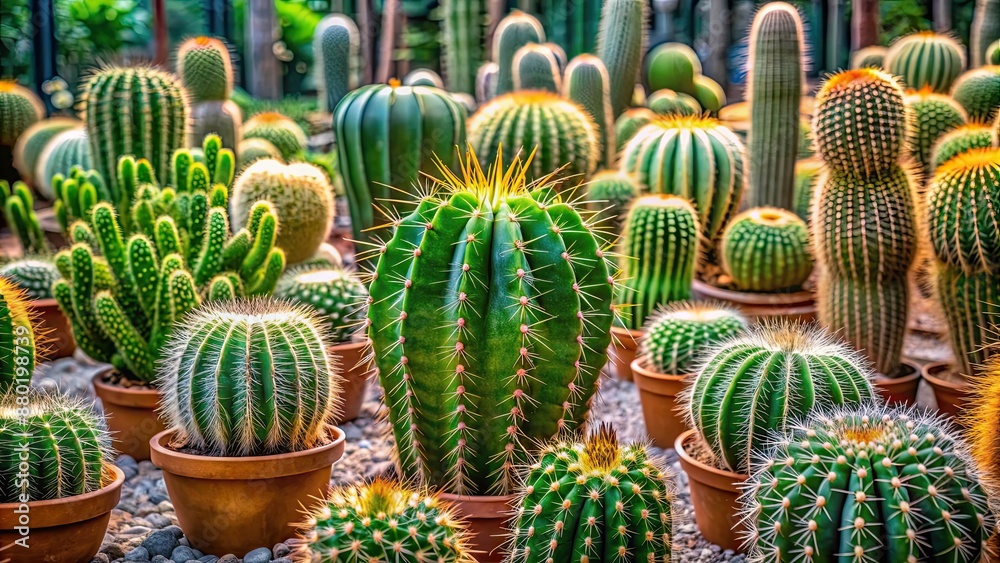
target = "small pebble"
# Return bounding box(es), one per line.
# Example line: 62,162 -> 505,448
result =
171,545 -> 198,562
272,543 -> 291,558
218,555 -> 241,563
141,529 -> 179,558
124,546 -> 149,561
244,547 -> 272,563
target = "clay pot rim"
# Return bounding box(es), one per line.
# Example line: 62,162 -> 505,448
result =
92,370 -> 160,407
675,429 -> 748,485
150,427 -> 346,480
874,358 -> 922,384
328,337 -> 373,371
610,325 -> 644,350
692,279 -> 814,306
630,358 -> 688,383
921,361 -> 969,391
26,297 -> 59,308
436,492 -> 517,516
0,464 -> 124,528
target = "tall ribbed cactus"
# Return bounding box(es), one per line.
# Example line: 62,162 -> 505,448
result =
746,3 -> 804,210
596,0 -> 647,117
442,0 -> 486,95
493,11 -> 545,96
562,55 -> 614,166
620,115 -> 746,243
315,14 -> 360,112
512,43 -> 562,92
685,323 -> 876,474
972,0 -> 1000,67
0,277 -> 35,394
616,195 -> 699,330
904,88 -> 968,174
744,405 -> 994,562
884,32 -> 966,93
159,298 -> 340,456
950,66 -> 1000,124
274,265 -> 367,343
509,425 -> 674,563
537,0 -> 602,58
932,123 -> 995,168
1,180 -> 48,254
638,301 -> 746,375
177,37 -> 241,149
0,392 -> 113,503
11,117 -> 79,187
584,169 -> 639,235
35,128 -> 91,200
720,207 -> 813,292
367,149 -> 618,495
83,67 -> 187,195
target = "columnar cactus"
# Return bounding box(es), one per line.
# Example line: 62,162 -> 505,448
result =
1,180 -> 48,254
274,265 -> 368,344
537,0 -> 602,58
932,123 -> 996,168
638,301 -> 746,375
884,32 -> 967,93
620,115 -> 746,243
0,258 -> 60,300
562,55 -> 614,166
315,15 -> 360,112
596,0 -> 647,117
177,37 -> 241,149
744,405 -> 994,562
685,323 -> 877,474
584,169 -> 639,235
0,392 -> 113,502
0,277 -> 36,393
294,479 -> 472,562
746,3 -> 804,212
512,43 -> 562,92
850,45 -> 887,68
793,158 -> 822,222
614,107 -> 657,152
509,425 -> 675,563
35,128 -> 91,200
493,11 -> 545,96
950,66 -> 1000,124
159,298 -> 341,456
972,0 -> 1000,67
646,89 -> 701,116
645,42 -> 700,95
468,91 -> 599,186
367,149 -> 618,495
720,207 -> 813,292
442,0 -> 486,95
904,88 -> 969,174
334,82 -> 468,241
617,195 -> 700,330
242,112 -> 307,160
0,80 -> 43,148
11,117 -> 79,187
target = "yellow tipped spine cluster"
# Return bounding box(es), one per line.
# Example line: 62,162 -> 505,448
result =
0,277 -> 37,393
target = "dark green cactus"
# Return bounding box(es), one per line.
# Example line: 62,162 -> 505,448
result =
720,207 -> 813,292
584,169 -> 639,235
0,277 -> 36,393
596,0 -> 647,117
686,323 -> 876,473
314,14 -> 360,112
509,425 -> 674,563
646,89 -> 701,116
904,88 -> 968,174
744,405 -> 993,562
1,180 -> 48,254
538,0 -> 602,58
850,45 -> 888,68
35,127 -> 91,201
645,42 -> 700,95
884,32 -> 966,93
614,107 -> 657,152
177,36 -> 233,102
493,11 -> 546,96
512,43 -> 562,92
367,149 -> 618,495
442,0 -> 486,95
793,158 -> 822,222
242,112 -> 307,160
950,66 -> 1000,124
562,55 -> 614,166
0,80 -> 43,148
275,265 -> 368,343
972,0 -> 1000,67
932,123 -> 995,168
638,301 -> 746,375
0,258 -> 60,300
11,117 -> 79,187
159,298 -> 341,455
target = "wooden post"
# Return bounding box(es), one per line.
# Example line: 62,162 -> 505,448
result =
30,0 -> 58,113
245,0 -> 281,99
358,0 -> 374,83
376,0 -> 400,83
153,0 -> 168,65
851,0 -> 879,50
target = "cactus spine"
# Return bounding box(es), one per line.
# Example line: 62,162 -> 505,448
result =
11,117 -> 79,187
1,180 -> 48,254
493,11 -> 545,96
638,301 -> 746,375
596,0 -> 647,117
972,0 -> 1000,67
950,66 -> 1000,124
720,207 -> 813,292
0,277 -> 36,393
562,55 -> 615,166
315,15 -> 361,112
512,43 -> 562,92
904,88 -> 969,174
932,123 -> 995,168
274,265 -> 367,343
969,356 -> 1000,502
0,259 -> 60,300
884,32 -> 967,93
537,0 -> 602,58
442,0 -> 486,95
584,169 -> 639,235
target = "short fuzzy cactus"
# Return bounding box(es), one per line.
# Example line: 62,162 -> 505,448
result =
932,123 -> 996,168
645,42 -> 700,95
35,127 -> 91,200
596,0 -> 647,117
11,117 -> 79,187
685,323 -> 877,474
512,43 -> 562,92
159,298 -> 341,456
1,180 -> 48,254
646,89 -> 701,116
0,276 -> 36,393
904,88 -> 969,173
720,207 -> 813,292
315,14 -> 360,112
0,80 -> 43,148
493,11 -> 546,96
584,169 -> 639,235
231,159 -> 334,265
0,392 -> 113,502
274,265 -> 367,344
177,36 -> 233,102
638,301 -> 746,375
0,258 -> 60,300
950,66 -> 1000,124
884,31 -> 966,93
508,425 -> 675,563
242,112 -> 308,160
850,45 -> 887,68
614,107 -> 657,152
562,55 -> 615,166
743,405 -> 994,562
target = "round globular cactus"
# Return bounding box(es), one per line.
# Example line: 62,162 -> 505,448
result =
314,14 -> 360,112
231,159 -> 334,265
638,301 -> 746,375
512,43 -> 562,92
35,127 -> 91,200
720,207 -> 813,292
932,123 -> 996,168
685,323 -> 877,474
645,42 -> 700,95
989,38 -> 1000,65
950,66 -> 1000,124
0,276 -> 36,393
11,117 -> 80,187
242,112 -> 308,160
0,392 -> 113,503
159,298 -> 342,456
884,31 -> 967,93
0,258 -> 60,300
692,75 -> 726,114
904,88 -> 968,174
614,107 -> 657,152
584,169 -> 639,235
177,36 -> 233,102
850,45 -> 887,68
509,425 -> 675,563
238,137 -> 283,169
743,405 -> 994,562
274,265 -> 367,344
493,11 -> 546,96
0,80 -> 43,148
646,89 -> 701,116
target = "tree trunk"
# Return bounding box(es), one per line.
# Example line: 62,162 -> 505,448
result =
245,0 -> 281,99
358,0 -> 374,83
851,0 -> 879,50
153,0 -> 168,65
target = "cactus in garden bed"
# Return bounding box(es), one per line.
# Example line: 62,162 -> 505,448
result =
562,55 -> 615,166
720,207 -> 813,293
403,68 -> 444,88
0,277 -> 36,393
614,107 -> 657,152
932,123 -> 995,168
158,298 -> 341,456
972,0 -> 1000,67
11,117 -> 80,187
950,66 -> 1000,124
508,424 -> 675,563
596,0 -> 647,118
692,75 -> 726,114
1,180 -> 48,254
441,0 -> 486,95
645,42 -> 700,95
616,195 -> 700,331
743,405 -> 994,561
314,15 -> 360,112
177,36 -> 233,103
0,258 -> 60,300
241,112 -> 307,161
512,43 -> 562,92
884,32 -> 967,93
475,62 -> 499,104
685,323 -> 877,474
850,45 -> 888,68
0,392 -> 114,503
792,158 -> 822,222
646,89 -> 701,116
904,88 -> 968,174
274,265 -> 368,344
35,128 -> 92,201
638,301 -> 746,375
366,148 -> 619,495
584,169 -> 639,236
493,11 -> 545,96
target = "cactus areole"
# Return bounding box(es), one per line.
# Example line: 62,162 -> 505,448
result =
367,147 -> 619,496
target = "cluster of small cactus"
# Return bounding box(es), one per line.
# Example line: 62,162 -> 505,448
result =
950,66 -> 1000,124
932,123 -> 996,168
0,258 -> 60,300
884,31 -> 967,93
11,117 -> 79,187
177,37 -> 242,150
241,112 -> 307,161
720,207 -> 813,292
0,276 -> 36,393
1,180 -> 48,254
638,301 -> 746,375
314,14 -> 361,111
643,43 -> 726,114
34,127 -> 92,200
584,169 -> 639,235
904,88 -> 968,173
275,265 -> 367,343
561,55 -> 614,166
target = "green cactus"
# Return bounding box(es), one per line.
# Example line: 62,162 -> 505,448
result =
468,91 -> 599,186
315,14 -> 361,112
972,0 -> 1000,67
685,323 -> 876,474
509,425 -> 674,563
616,195 -> 700,330
584,169 -> 639,235
744,405 -> 993,562
562,55 -> 614,166
645,42 -> 700,95
242,112 -> 307,160
1,180 -> 48,254
646,89 -> 701,116
403,68 -> 445,88
537,0 -> 602,58
512,43 -> 562,92
932,123 -> 996,168
493,11 -> 546,96
950,66 -> 1000,124
792,158 -> 822,222
177,36 -> 233,102
638,301 -> 746,375
83,66 -> 188,195
159,298 -> 341,456
746,2 -> 805,211
476,62 -> 499,103
238,138 -> 283,169
11,117 -> 80,187
596,0 -> 647,117
35,128 -> 92,201
720,207 -> 813,292
294,478 -> 472,563
0,80 -> 43,148
798,117 -> 814,158
620,115 -> 746,243
614,107 -> 657,152
692,75 -> 726,114
884,32 -> 966,93
367,149 -> 618,495
850,45 -> 888,68
274,265 -> 367,343
904,89 -> 969,175
989,38 -> 1000,65
0,277 -> 36,393
442,0 -> 486,95
0,392 -> 113,503
0,258 -> 60,300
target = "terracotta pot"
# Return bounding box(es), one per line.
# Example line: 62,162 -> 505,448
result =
437,493 -> 514,563
631,359 -> 689,449
150,427 -> 346,556
329,337 -> 374,424
873,358 -> 922,407
0,465 -> 124,563
92,371 -> 165,461
609,326 -> 643,381
691,279 -> 816,323
29,298 -> 76,358
922,361 -> 971,419
676,430 -> 748,552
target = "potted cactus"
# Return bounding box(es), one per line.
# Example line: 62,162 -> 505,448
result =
630,302 -> 746,449
677,323 -> 877,551
275,264 -> 371,423
0,257 -> 75,358
150,298 -> 346,555
366,147 -> 618,561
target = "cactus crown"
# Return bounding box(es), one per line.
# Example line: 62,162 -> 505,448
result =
274,264 -> 368,343
177,36 -> 233,102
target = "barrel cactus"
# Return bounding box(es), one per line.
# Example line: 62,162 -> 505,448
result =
850,45 -> 887,68
509,425 -> 674,563
512,43 -> 562,92
614,107 -> 657,152
596,0 -> 647,117
685,323 -> 877,474
562,55 -> 614,166
932,123 -> 996,168
638,301 -> 746,375
720,207 -> 813,293
242,112 -> 307,160
744,405 -> 994,562
0,276 -> 36,393
493,11 -> 545,96
617,195 -> 700,330
646,89 -> 701,116
884,32 -> 966,93
35,128 -> 92,200
314,14 -> 360,112
11,117 -> 79,187
275,265 -> 367,344
2,179 -> 48,254
584,169 -> 639,235
645,42 -> 700,95
950,66 -> 1000,124
0,258 -> 60,300
904,88 -> 968,174
0,80 -> 43,148
367,149 -> 618,495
